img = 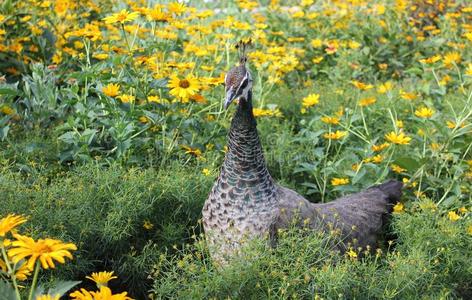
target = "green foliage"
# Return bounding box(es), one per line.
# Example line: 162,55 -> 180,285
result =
0,0 -> 471,298
0,162 -> 213,298
0,280 -> 16,300
151,204 -> 472,299
33,281 -> 81,300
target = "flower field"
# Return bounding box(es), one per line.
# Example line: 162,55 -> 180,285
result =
1,0 -> 472,299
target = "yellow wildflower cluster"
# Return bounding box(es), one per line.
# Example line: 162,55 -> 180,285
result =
0,214 -> 76,297
302,94 -> 320,108
0,213 -> 133,299
331,178 -> 349,186
385,131 -> 411,145
253,108 -> 283,118
324,130 -> 348,140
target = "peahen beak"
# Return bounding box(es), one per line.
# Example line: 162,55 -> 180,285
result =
224,89 -> 235,109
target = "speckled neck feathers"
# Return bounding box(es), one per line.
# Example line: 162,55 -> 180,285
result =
218,91 -> 276,203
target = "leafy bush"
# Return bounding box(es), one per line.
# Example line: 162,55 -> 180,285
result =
0,163 -> 213,297
0,0 -> 471,299
151,203 -> 472,299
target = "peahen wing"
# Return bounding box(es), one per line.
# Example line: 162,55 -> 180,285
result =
275,180 -> 402,251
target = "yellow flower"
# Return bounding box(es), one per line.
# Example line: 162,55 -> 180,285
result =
400,91 -> 417,101
93,53 -> 108,60
402,177 -> 417,187
351,163 -> 360,171
351,80 -> 373,90
371,154 -> 384,163
374,4 -> 386,14
325,41 -> 338,55
439,75 -> 451,86
359,97 -> 376,107
364,155 -> 384,164
0,214 -> 27,237
393,202 -> 404,214
378,63 -> 388,70
301,0 -> 314,6
103,10 -> 140,25
146,6 -> 171,22
443,52 -> 461,68
0,258 -> 6,272
321,116 -> 340,125
396,120 -> 404,128
310,39 -> 323,48
36,295 -> 60,300
1,105 -> 14,115
168,74 -> 200,101
202,168 -> 211,176
465,63 -> 472,76
70,286 -> 133,300
168,2 -> 187,15
414,107 -> 434,119
323,130 -> 347,140
385,131 -> 411,145
459,207 -> 468,213
252,107 -> 282,118
347,248 -> 357,259
447,211 -> 460,222
86,271 -> 118,287
301,94 -> 320,108
15,262 -> 32,281
348,41 -> 361,49
118,94 -> 135,103
8,234 -> 77,270
430,143 -> 441,151
182,146 -> 201,157
138,116 -> 149,123
460,27 -> 472,38
418,55 -> 441,64
331,178 -> 349,186
372,143 -> 389,152
312,56 -> 324,64
102,84 -> 120,97
147,95 -> 161,103
143,221 -> 154,230
189,94 -> 207,104
390,164 -> 406,173
467,225 -> 472,236
377,81 -> 393,94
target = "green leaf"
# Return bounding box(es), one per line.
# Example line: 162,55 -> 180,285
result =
393,157 -> 421,171
47,280 -> 82,297
352,168 -> 367,185
0,280 -> 16,300
301,182 -> 319,191
441,196 -> 457,208
0,124 -> 9,141
0,88 -> 17,96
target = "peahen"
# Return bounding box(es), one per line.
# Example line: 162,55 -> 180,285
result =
202,42 -> 403,265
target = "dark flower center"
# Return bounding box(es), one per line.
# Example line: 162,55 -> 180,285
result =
179,79 -> 190,88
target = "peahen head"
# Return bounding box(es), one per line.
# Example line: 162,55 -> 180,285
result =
224,40 -> 253,109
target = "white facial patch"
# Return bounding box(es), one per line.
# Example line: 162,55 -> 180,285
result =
235,70 -> 252,100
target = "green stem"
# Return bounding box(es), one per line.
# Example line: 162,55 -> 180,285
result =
121,24 -> 131,52
320,133 -> 332,203
360,106 -> 369,138
1,245 -> 21,300
28,261 -> 40,300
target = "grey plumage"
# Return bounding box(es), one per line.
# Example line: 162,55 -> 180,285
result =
202,60 -> 402,266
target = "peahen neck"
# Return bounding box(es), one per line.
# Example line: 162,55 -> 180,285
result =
220,90 -> 275,195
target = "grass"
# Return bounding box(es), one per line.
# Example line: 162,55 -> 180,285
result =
1,0 -> 472,298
